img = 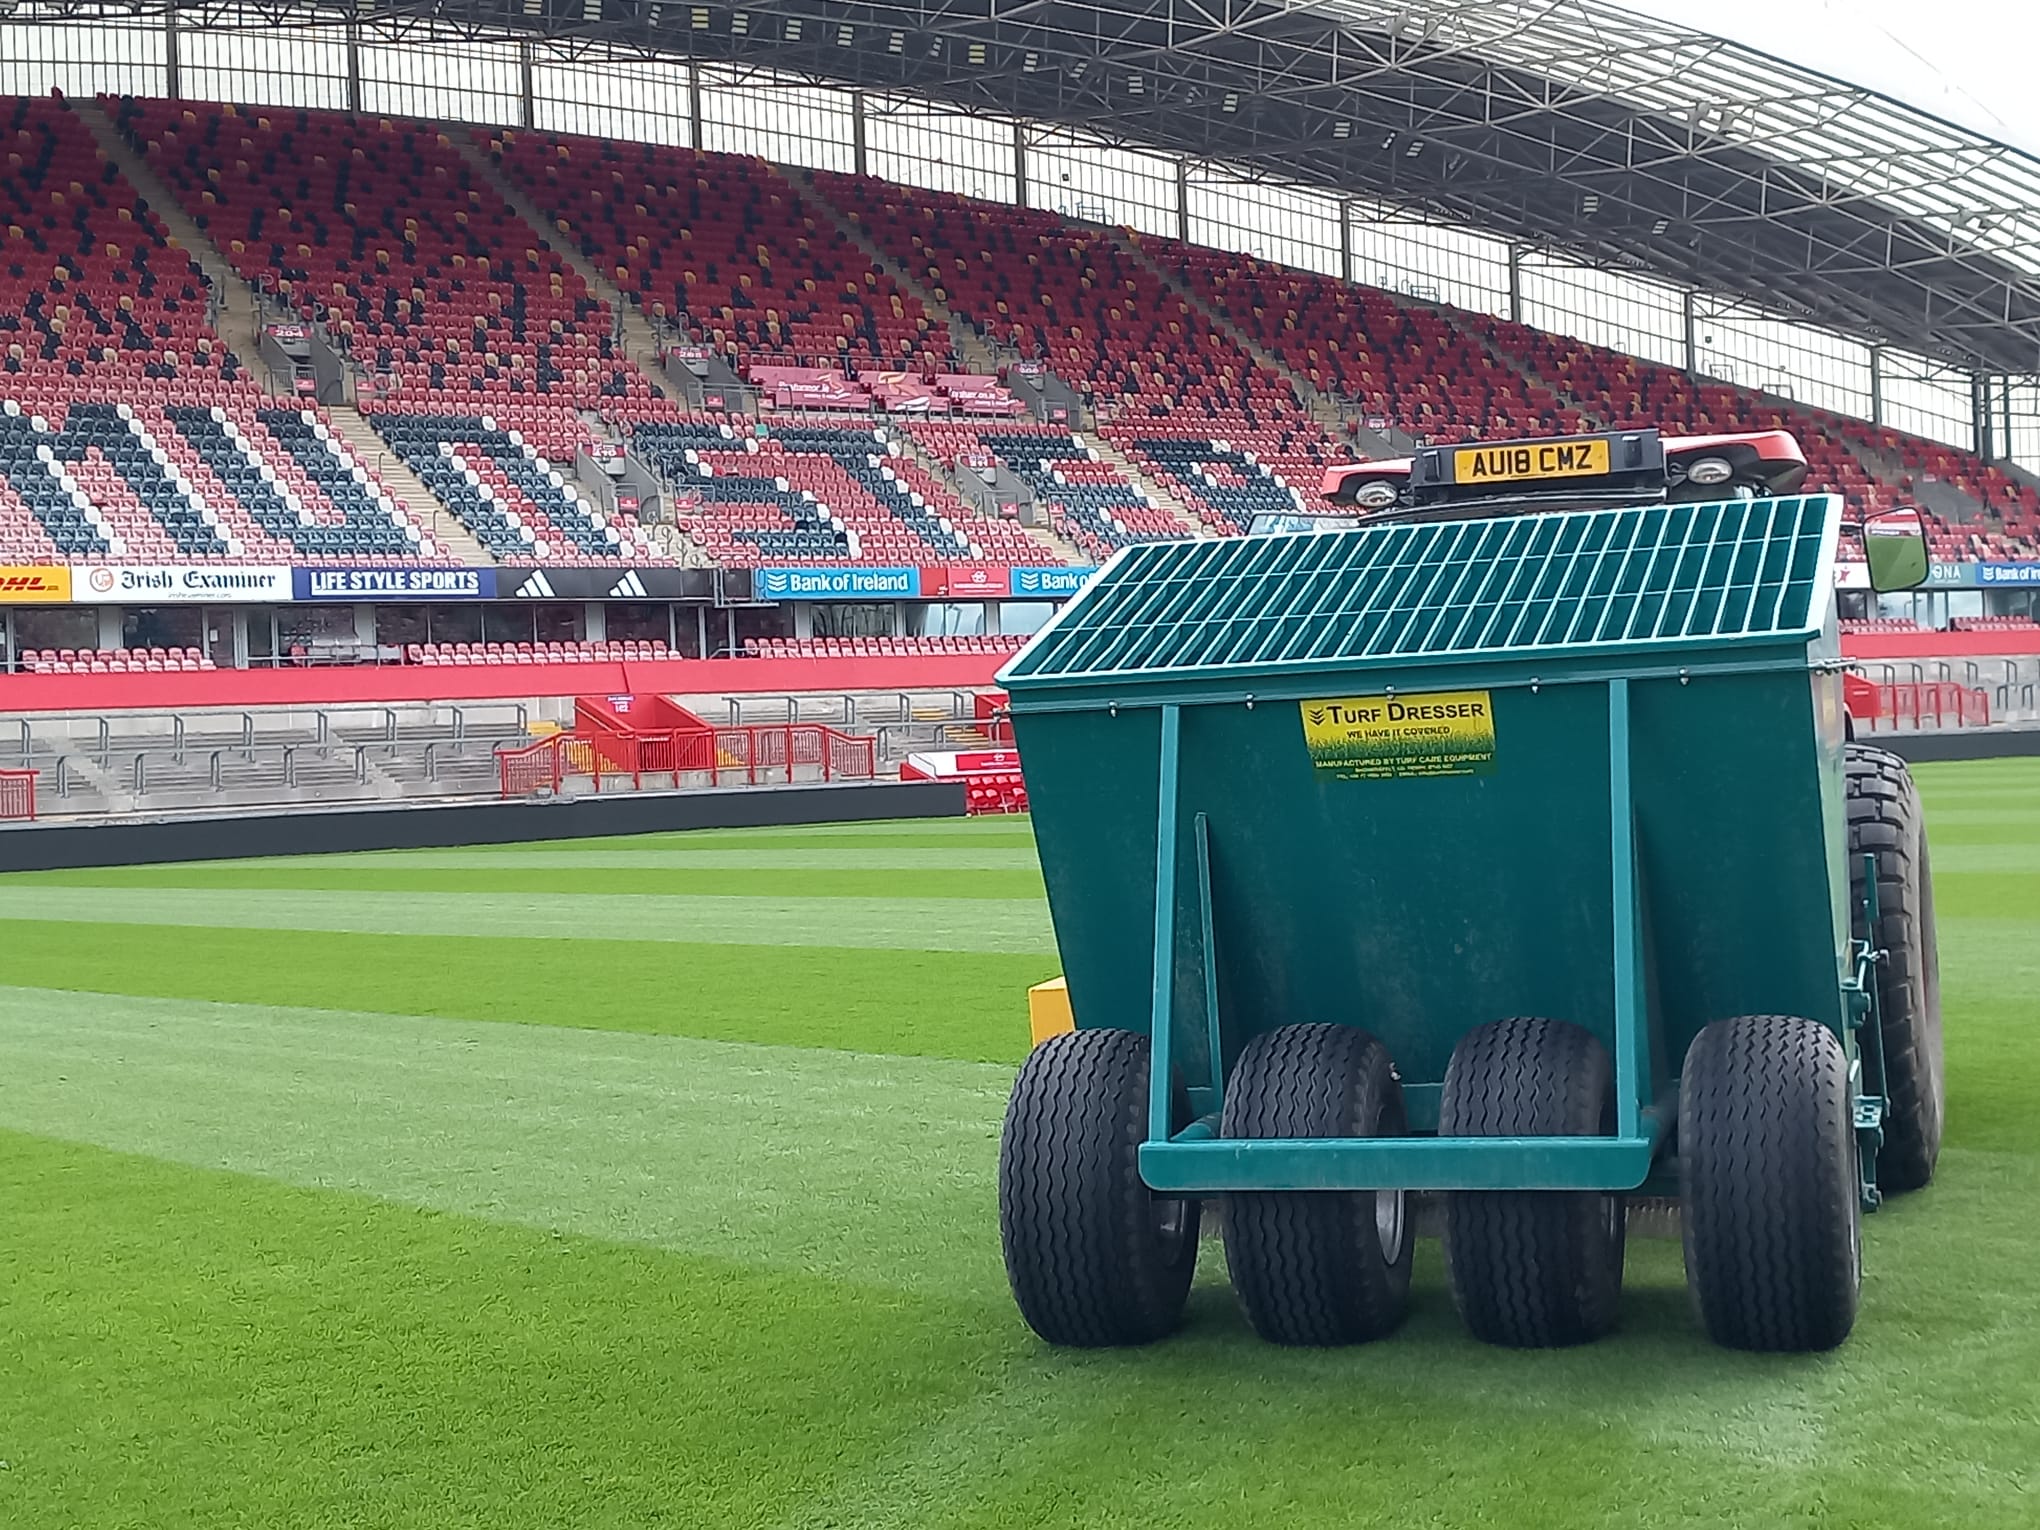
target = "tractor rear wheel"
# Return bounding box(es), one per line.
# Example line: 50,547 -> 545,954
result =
1680,1015 -> 1861,1352
1220,1023 -> 1412,1345
998,1028 -> 1201,1347
1440,1017 -> 1626,1347
1845,743 -> 1944,1192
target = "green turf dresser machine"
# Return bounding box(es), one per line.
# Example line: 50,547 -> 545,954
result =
994,428 -> 1943,1354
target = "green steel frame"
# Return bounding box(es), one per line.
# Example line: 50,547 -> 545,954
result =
1134,682 -> 1888,1200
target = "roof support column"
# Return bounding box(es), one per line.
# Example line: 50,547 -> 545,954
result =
688,63 -> 704,149
518,39 -> 535,130
1175,159 -> 1190,244
1869,346 -> 1884,427
1681,290 -> 1698,377
1506,243 -> 1522,325
851,92 -> 867,179
163,11 -> 181,100
1013,122 -> 1028,206
1974,370 -> 1993,460
344,20 -> 362,114
1339,199 -> 1353,284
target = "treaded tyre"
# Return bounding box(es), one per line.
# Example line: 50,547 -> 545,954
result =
1845,742 -> 1944,1191
1220,1023 -> 1413,1345
998,1028 -> 1200,1347
1680,1015 -> 1861,1352
1439,1017 -> 1625,1348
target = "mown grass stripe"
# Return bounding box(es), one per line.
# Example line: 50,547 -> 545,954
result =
0,920 -> 1048,1062
0,885 -> 1055,953
0,985 -> 1013,1296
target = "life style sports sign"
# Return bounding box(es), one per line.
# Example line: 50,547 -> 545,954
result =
1301,690 -> 1498,781
294,567 -> 497,600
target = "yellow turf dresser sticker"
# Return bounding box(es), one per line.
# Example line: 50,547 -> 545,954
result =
1301,690 -> 1498,780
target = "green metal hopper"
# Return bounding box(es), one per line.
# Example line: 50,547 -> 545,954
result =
994,493 -> 1943,1353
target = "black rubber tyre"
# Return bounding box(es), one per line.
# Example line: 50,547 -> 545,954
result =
1680,1015 -> 1861,1352
1845,743 -> 1945,1192
1439,1017 -> 1626,1348
1220,1024 -> 1413,1345
998,1028 -> 1200,1347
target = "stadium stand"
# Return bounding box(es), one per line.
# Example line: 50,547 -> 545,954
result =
1473,315 -> 2040,557
0,97 -> 443,564
1949,616 -> 2040,632
0,94 -> 2032,584
746,634 -> 1028,658
483,130 -> 949,374
1841,618 -> 1930,635
115,98 -> 654,410
363,404 -> 669,564
812,173 -> 1299,425
20,645 -> 216,672
914,419 -> 1181,560
628,416 -> 1057,566
1156,244 -> 1586,441
407,640 -> 670,665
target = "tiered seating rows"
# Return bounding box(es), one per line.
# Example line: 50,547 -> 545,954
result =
744,634 -> 1027,658
486,130 -> 946,372
629,417 -> 1057,568
118,98 -> 656,409
913,419 -> 1180,560
407,640 -> 670,665
19,645 -> 215,672
2,95 -> 2033,575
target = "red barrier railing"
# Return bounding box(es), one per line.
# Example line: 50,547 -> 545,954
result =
1850,681 -> 1992,731
497,725 -> 877,797
0,768 -> 38,821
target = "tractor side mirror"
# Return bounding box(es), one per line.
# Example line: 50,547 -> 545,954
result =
1864,506 -> 1930,593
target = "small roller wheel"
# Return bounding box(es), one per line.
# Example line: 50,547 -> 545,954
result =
1440,1017 -> 1625,1348
1220,1024 -> 1412,1346
1845,743 -> 1944,1192
1681,1015 -> 1861,1352
998,1028 -> 1200,1347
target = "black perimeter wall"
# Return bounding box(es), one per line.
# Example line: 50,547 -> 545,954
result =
0,781 -> 970,873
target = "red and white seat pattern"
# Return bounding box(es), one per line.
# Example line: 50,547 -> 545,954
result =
744,633 -> 1027,658
18,645 -> 215,672
486,130 -> 948,373
117,98 -> 659,410
406,640 -> 673,666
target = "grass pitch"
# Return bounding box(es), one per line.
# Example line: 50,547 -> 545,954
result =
3,760 -> 2038,1528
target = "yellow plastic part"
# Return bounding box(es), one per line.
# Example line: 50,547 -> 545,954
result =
1028,976 -> 1074,1046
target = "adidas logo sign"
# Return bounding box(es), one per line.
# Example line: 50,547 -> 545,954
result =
609,571 -> 648,598
516,572 -> 556,598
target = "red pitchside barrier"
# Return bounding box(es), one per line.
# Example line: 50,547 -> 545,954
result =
498,723 -> 877,796
0,768 -> 37,822
1846,680 -> 1992,731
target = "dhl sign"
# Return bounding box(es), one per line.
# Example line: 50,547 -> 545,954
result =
0,566 -> 70,603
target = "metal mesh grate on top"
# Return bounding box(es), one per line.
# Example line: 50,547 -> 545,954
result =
1003,496 -> 1838,685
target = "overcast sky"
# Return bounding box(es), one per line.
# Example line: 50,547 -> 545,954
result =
1621,0 -> 2040,157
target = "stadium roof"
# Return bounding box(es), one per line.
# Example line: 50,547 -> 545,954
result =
137,0 -> 2040,374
